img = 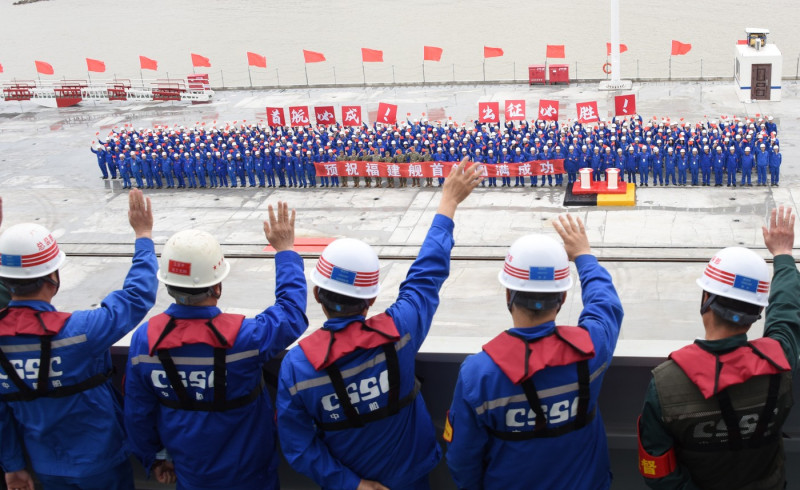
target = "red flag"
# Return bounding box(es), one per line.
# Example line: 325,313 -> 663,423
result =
483,46 -> 504,58
671,40 -> 692,56
423,46 -> 443,62
0,63 -> 4,74
247,51 -> 267,68
537,100 -> 559,121
191,53 -> 211,67
266,107 -> 286,126
86,58 -> 105,73
606,43 -> 629,56
546,45 -> 565,58
478,102 -> 500,123
737,39 -> 748,45
504,100 -> 526,121
576,101 -> 600,124
288,106 -> 310,126
35,60 -> 54,75
614,94 -> 636,116
139,56 -> 158,71
362,48 -> 384,63
303,49 -> 326,63
314,106 -> 336,124
342,106 -> 362,126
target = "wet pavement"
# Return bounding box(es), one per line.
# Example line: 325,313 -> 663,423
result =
0,80 -> 798,358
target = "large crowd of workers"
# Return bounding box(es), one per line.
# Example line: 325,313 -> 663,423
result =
2,167 -> 799,490
91,114 -> 783,190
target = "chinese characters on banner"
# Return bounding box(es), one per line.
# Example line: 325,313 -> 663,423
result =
614,94 -> 636,117
265,107 -> 286,126
288,106 -> 310,126
504,100 -> 526,121
376,103 -> 398,124
478,102 -> 500,123
537,100 -> 559,121
314,159 -> 564,178
575,101 -> 600,124
341,106 -> 362,126
314,106 -> 336,124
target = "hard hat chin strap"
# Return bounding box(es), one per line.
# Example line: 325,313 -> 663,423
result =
700,293 -> 761,327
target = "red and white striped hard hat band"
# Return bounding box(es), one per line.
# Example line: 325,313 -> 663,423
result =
317,256 -> 379,287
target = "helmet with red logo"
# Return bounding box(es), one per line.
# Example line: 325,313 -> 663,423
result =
498,234 -> 572,292
0,223 -> 66,279
696,247 -> 769,307
311,238 -> 380,299
158,230 -> 230,296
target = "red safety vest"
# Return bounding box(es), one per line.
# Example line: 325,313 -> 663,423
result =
298,313 -> 419,431
0,307 -> 111,402
482,326 -> 597,439
147,313 -> 262,412
669,337 -> 790,399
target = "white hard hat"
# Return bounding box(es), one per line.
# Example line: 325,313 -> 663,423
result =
696,247 -> 769,307
0,223 -> 66,279
157,230 -> 230,289
498,234 -> 572,292
311,238 -> 380,299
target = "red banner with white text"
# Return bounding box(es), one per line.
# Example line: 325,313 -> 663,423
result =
313,159 -> 564,178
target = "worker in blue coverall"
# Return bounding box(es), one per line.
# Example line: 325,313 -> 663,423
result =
677,149 -> 688,186
664,147 -> 677,186
565,145 -> 579,185
305,150 -> 317,187
638,146 -> 651,186
770,145 -> 782,186
254,150 -> 266,187
638,206 -> 800,490
131,151 -> 145,189
142,150 -> 155,189
91,145 -> 109,179
700,146 -> 712,186
205,152 -> 217,188
277,159 -> 483,490
651,147 -> 664,186
726,146 -> 739,187
688,148 -> 700,186
0,189 -> 157,490
172,153 -> 185,189
194,153 -> 207,188
161,152 -> 175,189
756,143 -> 770,186
295,150 -> 307,188
740,147 -> 754,186
712,146 -> 725,187
182,153 -> 197,189
244,150 -> 256,187
125,202 -> 307,490
226,154 -> 238,188
445,214 -> 623,490
625,146 -> 638,185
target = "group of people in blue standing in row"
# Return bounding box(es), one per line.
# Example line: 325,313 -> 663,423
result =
91,114 -> 782,189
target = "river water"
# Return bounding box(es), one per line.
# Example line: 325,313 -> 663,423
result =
1,0 -> 799,87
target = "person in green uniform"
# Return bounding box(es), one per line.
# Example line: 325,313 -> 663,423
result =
637,205 -> 799,490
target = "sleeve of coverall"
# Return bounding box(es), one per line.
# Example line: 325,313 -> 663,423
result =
123,327 -> 163,474
276,361 -> 362,490
385,213 -> 454,351
639,380 -> 700,490
252,250 -> 309,360
72,237 -> 158,356
0,402 -> 26,473
445,364 -> 490,490
574,254 -> 624,352
764,255 -> 800,371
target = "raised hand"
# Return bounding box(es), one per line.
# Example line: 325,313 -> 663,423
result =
128,189 -> 153,239
553,214 -> 591,261
438,157 -> 484,218
263,201 -> 296,252
762,205 -> 795,257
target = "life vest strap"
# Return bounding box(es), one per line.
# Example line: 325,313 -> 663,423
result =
317,378 -> 422,431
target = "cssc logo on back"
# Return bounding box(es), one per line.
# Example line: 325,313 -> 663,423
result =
321,369 -> 390,412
